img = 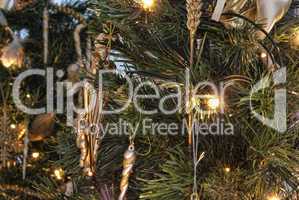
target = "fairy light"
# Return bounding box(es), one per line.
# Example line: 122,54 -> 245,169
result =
261,52 -> 267,58
10,124 -> 16,129
31,152 -> 40,159
224,167 -> 231,173
87,170 -> 93,177
54,168 -> 64,180
207,96 -> 220,110
26,94 -> 31,99
141,0 -> 154,10
267,194 -> 280,200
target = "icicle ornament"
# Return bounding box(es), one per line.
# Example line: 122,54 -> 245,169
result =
118,144 -> 136,200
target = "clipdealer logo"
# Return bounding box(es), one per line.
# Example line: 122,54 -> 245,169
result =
11,67 -> 287,133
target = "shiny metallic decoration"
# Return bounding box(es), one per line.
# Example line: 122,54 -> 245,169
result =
72,19 -> 104,177
186,0 -> 203,38
0,0 -> 14,10
255,0 -> 292,39
118,144 -> 136,200
212,0 -> 292,39
0,38 -> 24,68
76,86 -> 103,176
29,113 -> 55,142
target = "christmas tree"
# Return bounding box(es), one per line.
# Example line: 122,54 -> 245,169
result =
0,0 -> 298,199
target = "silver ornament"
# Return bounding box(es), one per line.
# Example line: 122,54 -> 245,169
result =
0,0 -> 14,11
256,0 -> 292,39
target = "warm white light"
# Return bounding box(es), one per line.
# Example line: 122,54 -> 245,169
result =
207,97 -> 220,110
267,194 -> 280,200
26,94 -> 31,98
142,0 -> 154,10
261,52 -> 267,58
54,168 -> 64,180
87,170 -> 93,177
10,124 -> 16,129
32,152 -> 40,159
224,167 -> 231,173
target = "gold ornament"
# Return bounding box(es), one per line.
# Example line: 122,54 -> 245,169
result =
29,113 -> 55,142
290,30 -> 299,49
0,38 -> 24,68
76,89 -> 103,176
118,144 -> 136,200
186,0 -> 203,38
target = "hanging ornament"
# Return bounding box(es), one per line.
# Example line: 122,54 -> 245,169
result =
28,113 -> 55,142
118,143 -> 136,200
0,0 -> 14,11
67,63 -> 80,83
76,88 -> 103,176
212,0 -> 292,39
63,180 -> 74,197
0,37 -> 24,68
255,0 -> 292,40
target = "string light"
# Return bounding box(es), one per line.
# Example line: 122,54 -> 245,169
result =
261,52 -> 267,58
207,96 -> 220,110
54,168 -> 64,180
267,194 -> 280,200
87,170 -> 93,177
224,167 -> 231,173
10,124 -> 16,129
31,152 -> 40,159
141,0 -> 154,11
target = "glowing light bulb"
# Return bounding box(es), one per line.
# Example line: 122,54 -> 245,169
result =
87,170 -> 93,177
10,124 -> 16,129
54,168 -> 64,180
267,194 -> 280,200
142,0 -> 154,10
26,94 -> 31,98
261,52 -> 267,58
207,97 -> 220,110
224,167 -> 231,173
32,152 -> 40,159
